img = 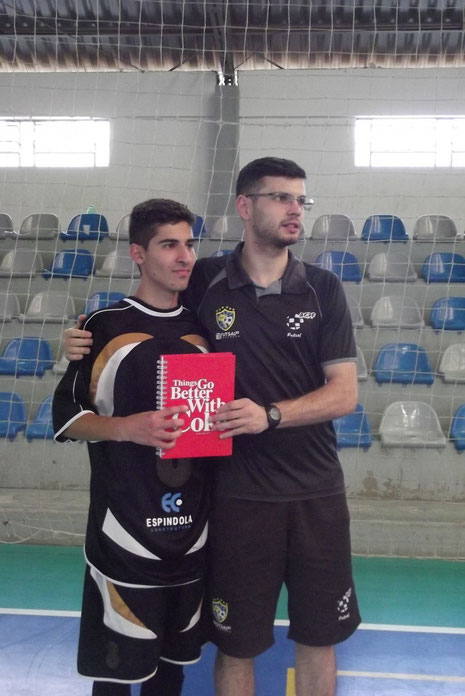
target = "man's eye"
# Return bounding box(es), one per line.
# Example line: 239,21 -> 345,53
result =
275,193 -> 290,203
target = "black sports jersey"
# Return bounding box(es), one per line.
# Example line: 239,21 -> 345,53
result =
184,243 -> 357,501
53,297 -> 211,587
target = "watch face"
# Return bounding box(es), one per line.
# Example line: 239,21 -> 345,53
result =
269,406 -> 280,422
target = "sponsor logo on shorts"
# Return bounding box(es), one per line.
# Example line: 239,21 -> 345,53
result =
337,587 -> 352,621
286,311 -> 316,338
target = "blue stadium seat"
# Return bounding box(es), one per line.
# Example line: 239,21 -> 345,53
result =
429,297 -> 465,332
361,215 -> 409,243
0,337 -> 54,377
25,396 -> 54,441
192,215 -> 207,238
333,403 -> 372,450
0,392 -> 27,440
450,405 -> 465,453
211,249 -> 233,257
421,253 -> 465,283
315,251 -> 362,282
85,292 -> 126,314
43,249 -> 94,279
374,343 -> 434,386
60,213 -> 109,241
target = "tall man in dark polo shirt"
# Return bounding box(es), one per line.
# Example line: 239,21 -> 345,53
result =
64,157 -> 361,696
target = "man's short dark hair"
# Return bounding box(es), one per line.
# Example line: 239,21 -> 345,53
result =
129,198 -> 195,248
236,157 -> 307,197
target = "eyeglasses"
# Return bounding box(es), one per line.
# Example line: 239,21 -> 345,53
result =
245,192 -> 315,211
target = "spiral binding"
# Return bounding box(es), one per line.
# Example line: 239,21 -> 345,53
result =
156,356 -> 168,456
156,355 -> 168,410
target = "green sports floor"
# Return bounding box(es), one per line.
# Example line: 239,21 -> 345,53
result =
1,545 -> 465,695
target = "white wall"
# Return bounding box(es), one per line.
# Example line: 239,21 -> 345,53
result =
240,68 -> 465,236
0,71 -> 219,229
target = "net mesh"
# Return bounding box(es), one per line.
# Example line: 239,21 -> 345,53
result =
0,3 -> 464,556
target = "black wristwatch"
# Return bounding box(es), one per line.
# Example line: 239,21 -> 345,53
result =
264,404 -> 281,431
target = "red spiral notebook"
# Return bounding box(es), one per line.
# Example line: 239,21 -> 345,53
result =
156,351 -> 236,459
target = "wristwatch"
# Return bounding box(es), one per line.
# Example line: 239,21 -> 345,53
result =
264,404 -> 281,431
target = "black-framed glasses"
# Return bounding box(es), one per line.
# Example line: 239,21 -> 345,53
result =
245,192 -> 315,211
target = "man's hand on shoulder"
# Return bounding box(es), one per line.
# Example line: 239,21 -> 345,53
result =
63,314 -> 92,360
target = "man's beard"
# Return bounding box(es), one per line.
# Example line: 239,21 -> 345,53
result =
252,218 -> 300,248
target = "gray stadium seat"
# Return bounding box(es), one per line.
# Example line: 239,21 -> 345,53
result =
356,345 -> 368,381
347,295 -> 364,328
210,216 -> 244,240
0,293 -> 20,322
52,354 -> 70,375
379,401 -> 446,448
95,250 -> 137,278
439,344 -> 465,383
20,292 -> 76,323
311,214 -> 357,240
413,215 -> 458,242
109,214 -> 130,241
0,213 -> 14,238
11,213 -> 60,240
367,252 -> 417,282
370,295 -> 424,329
0,250 -> 43,277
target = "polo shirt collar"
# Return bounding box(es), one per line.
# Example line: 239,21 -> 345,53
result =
226,242 -> 308,293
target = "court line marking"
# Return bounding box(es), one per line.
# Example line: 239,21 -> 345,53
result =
2,610 -> 465,637
275,619 -> 465,634
0,608 -> 80,617
338,671 -> 465,683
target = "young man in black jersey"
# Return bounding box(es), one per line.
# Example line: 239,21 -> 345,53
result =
53,198 -> 210,696
64,158 -> 361,696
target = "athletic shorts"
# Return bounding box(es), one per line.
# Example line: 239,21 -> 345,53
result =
207,493 -> 361,658
77,565 -> 206,683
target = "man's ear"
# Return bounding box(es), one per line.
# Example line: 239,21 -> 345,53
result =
236,194 -> 251,222
129,243 -> 144,265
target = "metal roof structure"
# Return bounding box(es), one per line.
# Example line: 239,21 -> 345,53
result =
0,1 -> 464,73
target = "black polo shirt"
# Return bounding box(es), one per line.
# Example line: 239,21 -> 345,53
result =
185,243 -> 357,501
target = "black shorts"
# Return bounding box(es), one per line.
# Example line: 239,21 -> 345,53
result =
207,493 -> 361,658
77,565 -> 206,683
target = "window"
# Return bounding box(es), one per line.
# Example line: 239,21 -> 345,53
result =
355,117 -> 465,168
0,118 -> 110,167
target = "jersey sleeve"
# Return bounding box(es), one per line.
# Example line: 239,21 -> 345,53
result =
316,271 -> 357,366
52,357 -> 96,442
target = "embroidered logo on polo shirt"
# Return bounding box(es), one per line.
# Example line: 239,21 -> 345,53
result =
215,306 -> 240,341
216,306 -> 236,331
286,311 -> 316,337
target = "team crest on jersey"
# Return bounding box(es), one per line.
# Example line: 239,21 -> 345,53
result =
216,306 -> 235,332
212,598 -> 229,623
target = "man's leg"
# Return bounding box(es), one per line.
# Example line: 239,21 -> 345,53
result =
214,650 -> 255,696
295,643 -> 336,696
